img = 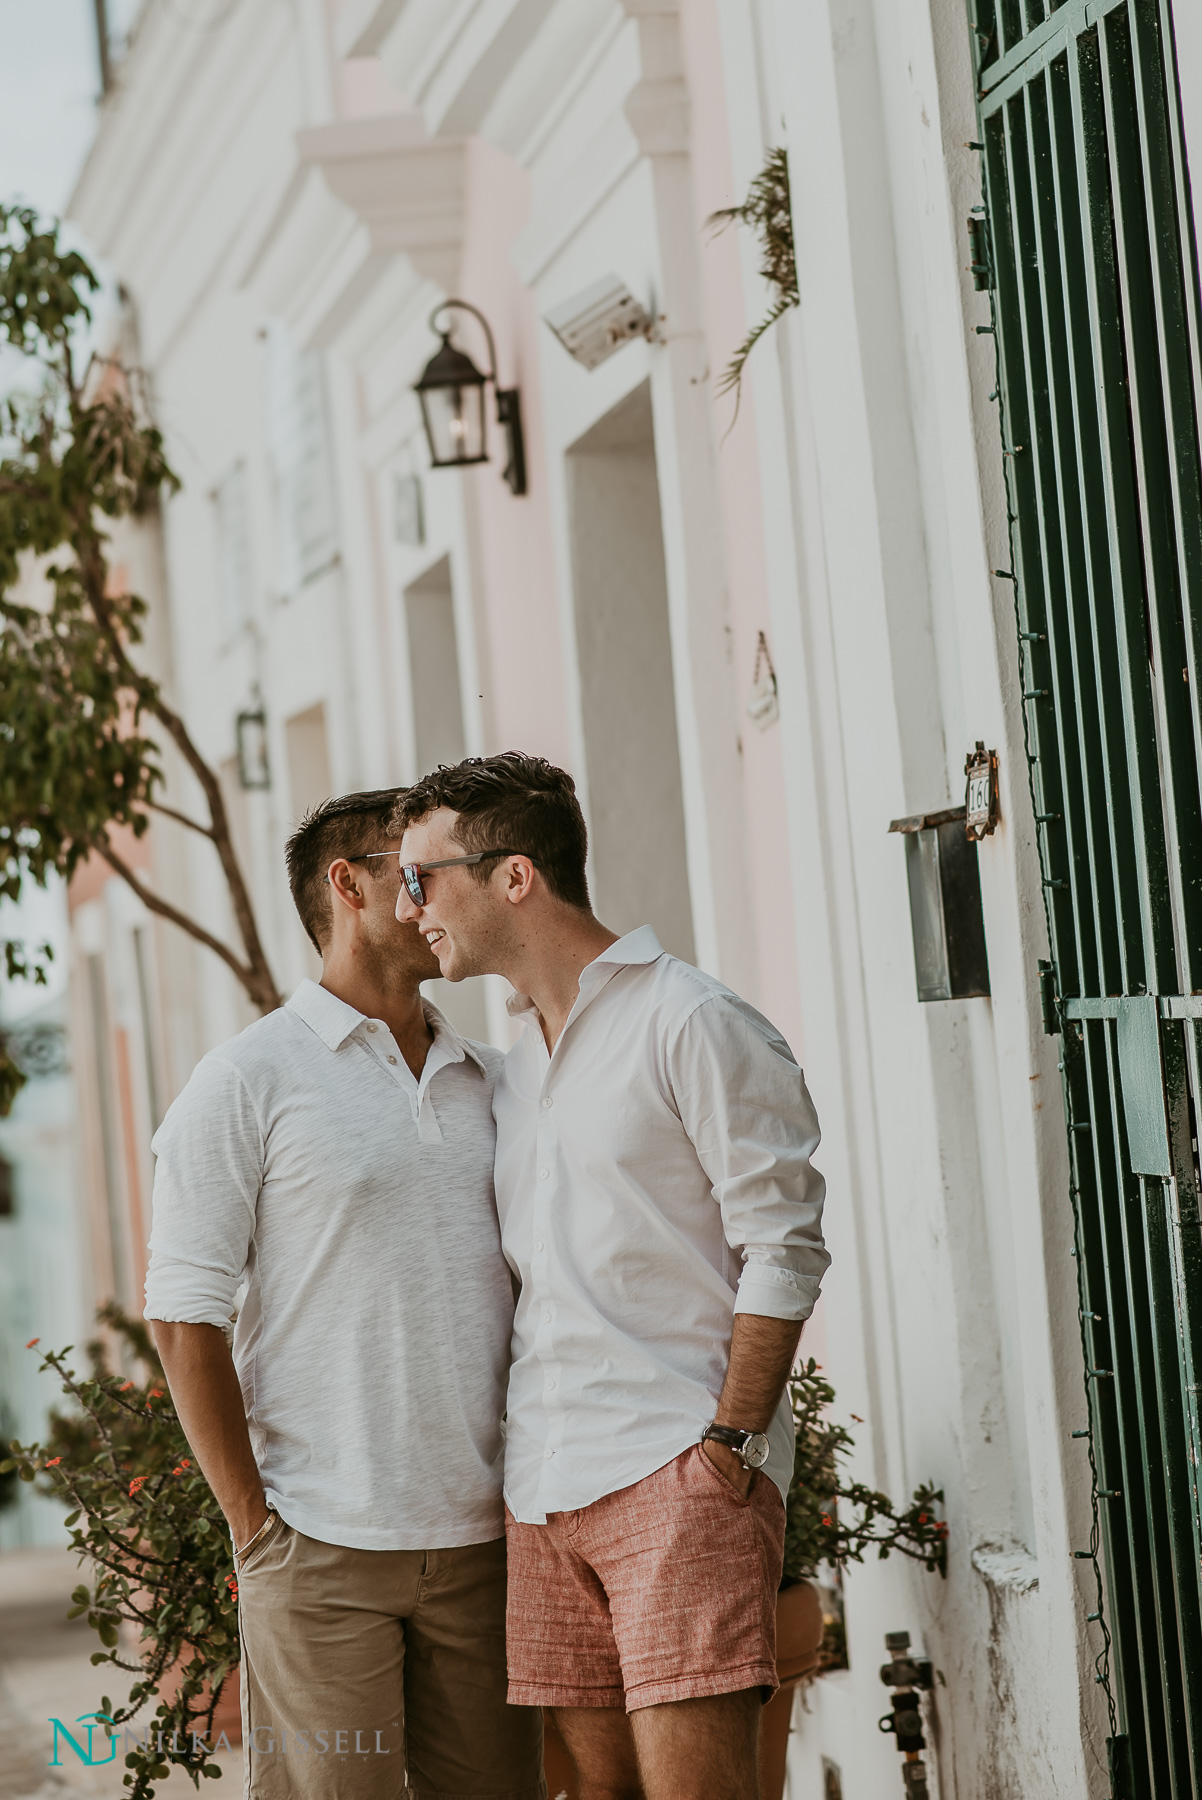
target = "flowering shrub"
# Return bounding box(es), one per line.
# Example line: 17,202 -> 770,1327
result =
0,1321 -> 943,1788
0,1306 -> 238,1797
783,1358 -> 946,1670
784,1358 -> 948,1582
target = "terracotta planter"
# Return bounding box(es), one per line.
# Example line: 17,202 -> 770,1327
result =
759,1582 -> 825,1800
540,1581 -> 824,1800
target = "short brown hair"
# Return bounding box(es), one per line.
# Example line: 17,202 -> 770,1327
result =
389,755 -> 591,911
285,788 -> 403,951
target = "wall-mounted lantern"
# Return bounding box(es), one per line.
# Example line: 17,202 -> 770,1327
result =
236,705 -> 271,791
413,300 -> 527,496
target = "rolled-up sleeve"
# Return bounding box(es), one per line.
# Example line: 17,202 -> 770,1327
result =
144,1053 -> 262,1326
669,993 -> 829,1321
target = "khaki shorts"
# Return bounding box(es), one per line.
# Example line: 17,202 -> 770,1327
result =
505,1444 -> 785,1713
236,1512 -> 545,1799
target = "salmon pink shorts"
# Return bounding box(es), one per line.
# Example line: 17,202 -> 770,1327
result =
505,1443 -> 785,1713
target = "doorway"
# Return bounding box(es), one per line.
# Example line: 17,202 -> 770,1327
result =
565,383 -> 695,961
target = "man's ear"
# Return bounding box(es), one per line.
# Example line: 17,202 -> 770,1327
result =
326,858 -> 366,912
502,856 -> 538,906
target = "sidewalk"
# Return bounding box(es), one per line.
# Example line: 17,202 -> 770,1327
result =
0,1548 -> 243,1800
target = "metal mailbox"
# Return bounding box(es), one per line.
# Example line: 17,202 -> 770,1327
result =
888,808 -> 990,1003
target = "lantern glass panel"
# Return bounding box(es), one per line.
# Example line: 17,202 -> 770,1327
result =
421,382 -> 487,467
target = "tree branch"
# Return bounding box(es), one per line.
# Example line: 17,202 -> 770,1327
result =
76,528 -> 282,1014
144,799 -> 214,839
96,840 -> 260,1002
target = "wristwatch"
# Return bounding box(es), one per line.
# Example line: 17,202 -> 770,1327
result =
701,1423 -> 771,1470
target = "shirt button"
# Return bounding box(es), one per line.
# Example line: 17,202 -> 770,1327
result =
541,1096 -> 553,1109
365,1023 -> 377,1034
539,1168 -> 550,1180
535,1240 -> 544,1252
543,1449 -> 553,1459
546,1378 -> 556,1390
387,1055 -> 397,1065
542,1311 -> 552,1323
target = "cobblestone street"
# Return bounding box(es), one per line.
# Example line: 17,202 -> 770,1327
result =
0,1550 -> 242,1800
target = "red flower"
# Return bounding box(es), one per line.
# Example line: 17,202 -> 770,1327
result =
45,1457 -> 62,1468
918,1513 -> 927,1524
172,1460 -> 192,1476
129,1476 -> 148,1496
118,1381 -> 134,1393
225,1575 -> 238,1601
821,1513 -> 833,1526
25,1338 -> 39,1349
149,1389 -> 164,1399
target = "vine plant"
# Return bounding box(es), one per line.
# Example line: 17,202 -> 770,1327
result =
707,146 -> 800,399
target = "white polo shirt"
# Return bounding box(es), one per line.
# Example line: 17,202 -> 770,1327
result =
495,927 -> 829,1523
144,980 -> 513,1551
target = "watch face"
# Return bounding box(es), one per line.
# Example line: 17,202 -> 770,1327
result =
743,1432 -> 771,1469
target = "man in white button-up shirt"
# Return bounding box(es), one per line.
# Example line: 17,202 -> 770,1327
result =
393,755 -> 829,1800
145,790 -> 543,1800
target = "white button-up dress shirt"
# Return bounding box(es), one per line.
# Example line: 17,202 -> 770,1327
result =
495,926 -> 829,1522
145,980 -> 514,1551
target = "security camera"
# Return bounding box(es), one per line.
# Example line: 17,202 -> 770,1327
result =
543,276 -> 655,370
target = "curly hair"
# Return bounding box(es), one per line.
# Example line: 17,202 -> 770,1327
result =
389,754 -> 591,911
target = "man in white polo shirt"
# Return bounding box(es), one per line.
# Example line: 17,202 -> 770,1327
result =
145,788 -> 543,1800
392,755 -> 829,1800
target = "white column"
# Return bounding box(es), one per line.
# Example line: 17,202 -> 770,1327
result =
617,0 -> 757,993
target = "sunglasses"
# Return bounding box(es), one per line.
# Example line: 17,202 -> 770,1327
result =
347,847 -> 532,907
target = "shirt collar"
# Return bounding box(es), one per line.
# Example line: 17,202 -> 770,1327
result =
505,925 -> 665,1017
287,978 -> 487,1072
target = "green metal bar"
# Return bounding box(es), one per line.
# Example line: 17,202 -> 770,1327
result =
1123,0 -> 1202,989
1068,23 -> 1174,994
1097,8 -> 1199,993
970,0 -> 1202,1785
1157,1016 -> 1202,1677
1064,997 -> 1202,1018
986,105 -> 1084,994
1037,53 -> 1137,991
1081,1019 -> 1164,1792
1002,78 -> 1104,990
980,0 -> 1129,107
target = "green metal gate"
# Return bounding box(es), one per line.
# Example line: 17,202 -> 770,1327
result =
966,0 -> 1202,1792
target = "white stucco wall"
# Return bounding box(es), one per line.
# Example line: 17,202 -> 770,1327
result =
61,0 -> 1202,1790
